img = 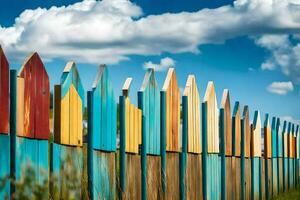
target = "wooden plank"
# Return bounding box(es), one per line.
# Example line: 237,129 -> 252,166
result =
245,158 -> 251,200
221,89 -> 231,156
162,68 -> 180,152
92,65 -> 117,151
54,85 -> 61,144
251,157 -> 260,200
271,117 -> 278,158
277,118 -> 283,158
183,75 -> 201,154
18,52 -> 50,139
92,151 -> 116,199
283,121 -> 288,158
186,154 -> 202,200
203,82 -> 219,153
296,125 -> 299,159
243,106 -> 251,158
232,102 -> 241,156
139,69 -> 160,155
122,78 -> 142,154
165,152 -> 180,200
16,77 -> 25,137
57,62 -> 84,146
264,114 -> 272,159
0,46 -> 9,135
251,111 -> 262,157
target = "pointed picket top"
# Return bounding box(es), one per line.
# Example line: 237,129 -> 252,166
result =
162,68 -> 180,152
17,52 -> 50,139
91,65 -> 117,151
287,122 -> 293,158
251,110 -> 261,157
242,106 -> 251,157
122,78 -> 142,153
183,75 -> 201,153
203,81 -> 219,153
61,61 -> 85,106
277,118 -> 283,157
0,45 -> 9,135
122,77 -> 132,97
232,102 -> 241,156
139,68 -> 160,155
264,114 -> 272,158
271,117 -> 278,157
282,120 -> 288,157
221,89 -> 232,155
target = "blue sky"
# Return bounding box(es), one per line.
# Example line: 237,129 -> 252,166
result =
0,0 -> 299,124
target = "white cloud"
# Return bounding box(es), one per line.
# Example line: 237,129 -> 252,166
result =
267,81 -> 294,95
281,116 -> 300,125
1,0 -> 300,64
143,57 -> 175,71
255,34 -> 300,81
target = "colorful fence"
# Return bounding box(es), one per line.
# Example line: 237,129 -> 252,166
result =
0,47 -> 300,200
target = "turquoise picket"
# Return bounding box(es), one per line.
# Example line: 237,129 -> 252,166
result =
277,118 -> 284,193
139,69 -> 160,155
90,65 -> 117,199
271,117 -> 278,196
0,134 -> 10,199
91,65 -> 116,151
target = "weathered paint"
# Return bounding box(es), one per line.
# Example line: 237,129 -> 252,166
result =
221,89 -> 232,156
17,53 -> 50,140
51,143 -> 83,198
282,121 -> 288,191
0,46 -> 9,135
55,62 -> 84,146
0,134 -> 10,199
91,65 -> 117,152
16,137 -> 48,185
162,68 -> 180,152
183,75 -> 201,153
251,111 -> 262,157
139,68 -> 160,155
92,151 -> 116,200
251,157 -> 260,200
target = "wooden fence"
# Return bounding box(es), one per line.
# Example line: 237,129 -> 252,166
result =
0,47 -> 300,200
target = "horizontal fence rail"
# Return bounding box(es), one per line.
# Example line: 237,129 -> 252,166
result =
0,47 -> 299,199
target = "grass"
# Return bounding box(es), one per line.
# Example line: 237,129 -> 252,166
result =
273,186 -> 300,200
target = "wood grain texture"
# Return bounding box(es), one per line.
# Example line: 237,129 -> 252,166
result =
186,154 -> 202,200
251,111 -> 262,157
162,68 -> 180,152
278,158 -> 283,192
92,151 -> 116,200
0,46 -> 9,135
122,78 -> 142,153
264,114 -> 272,159
225,157 -> 233,200
139,69 -> 160,155
203,82 -> 219,153
251,157 -> 260,200
16,77 -> 25,137
245,158 -> 252,200
272,158 -> 278,196
183,75 -> 201,154
165,152 -> 180,200
233,157 -> 241,199
92,65 -> 117,151
146,155 -> 162,200
221,89 -> 231,156
232,102 -> 241,156
243,106 -> 251,158
17,52 -> 50,139
122,154 -> 141,200
55,62 -> 84,146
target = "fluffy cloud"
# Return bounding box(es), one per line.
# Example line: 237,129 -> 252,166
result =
255,34 -> 300,82
143,57 -> 175,71
1,0 -> 300,64
267,81 -> 294,95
